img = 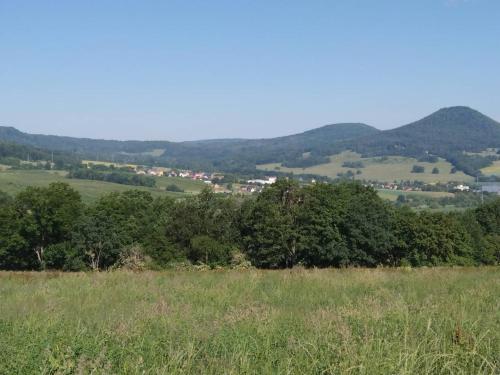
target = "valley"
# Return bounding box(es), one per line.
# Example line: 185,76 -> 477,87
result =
258,151 -> 473,183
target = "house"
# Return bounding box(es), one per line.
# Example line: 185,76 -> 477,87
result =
454,184 -> 470,192
247,176 -> 277,185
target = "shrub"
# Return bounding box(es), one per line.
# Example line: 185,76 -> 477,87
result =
165,184 -> 184,193
411,165 -> 425,173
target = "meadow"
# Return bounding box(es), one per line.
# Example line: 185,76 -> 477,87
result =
482,161 -> 500,176
0,268 -> 498,374
0,169 -> 205,202
258,151 -> 473,183
376,188 -> 454,201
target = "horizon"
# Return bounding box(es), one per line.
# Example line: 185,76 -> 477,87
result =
1,1 -> 500,141
1,105 -> 496,143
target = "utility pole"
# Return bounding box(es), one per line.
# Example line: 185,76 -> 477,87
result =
476,175 -> 484,204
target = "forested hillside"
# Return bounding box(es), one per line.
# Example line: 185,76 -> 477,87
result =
0,123 -> 378,172
1,106 -> 499,174
0,140 -> 80,168
340,107 -> 500,175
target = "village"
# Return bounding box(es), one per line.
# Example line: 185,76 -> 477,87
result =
134,165 -> 278,194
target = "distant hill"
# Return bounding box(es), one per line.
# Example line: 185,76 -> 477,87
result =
339,107 -> 500,175
0,123 -> 379,172
345,107 -> 500,157
1,106 -> 499,175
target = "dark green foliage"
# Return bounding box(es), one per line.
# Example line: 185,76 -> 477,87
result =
0,180 -> 498,270
241,180 -> 302,268
68,167 -> 156,187
418,155 -> 439,163
0,140 -> 80,169
189,235 -> 232,266
11,183 -> 83,269
411,165 -> 425,173
397,212 -> 474,266
342,161 -> 364,168
165,187 -> 240,265
165,184 -> 184,192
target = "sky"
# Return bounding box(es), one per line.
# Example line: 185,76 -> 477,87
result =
1,0 -> 499,141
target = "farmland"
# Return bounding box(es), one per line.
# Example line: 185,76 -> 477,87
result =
258,151 -> 473,183
377,189 -> 454,201
482,161 -> 500,176
0,268 -> 498,374
0,169 -> 205,202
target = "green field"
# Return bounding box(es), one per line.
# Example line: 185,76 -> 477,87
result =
377,189 -> 454,201
0,268 -> 498,374
0,170 -> 206,202
258,151 -> 473,183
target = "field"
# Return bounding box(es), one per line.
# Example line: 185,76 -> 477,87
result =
482,161 -> 500,176
377,189 -> 454,201
258,151 -> 473,183
0,268 -> 498,374
0,170 -> 206,202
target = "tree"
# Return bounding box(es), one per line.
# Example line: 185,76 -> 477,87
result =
296,183 -> 347,267
72,212 -> 123,270
13,183 -> 83,269
165,184 -> 184,192
401,212 -> 474,266
411,165 -> 425,173
241,179 -> 302,268
333,183 -> 399,266
165,187 -> 240,265
189,235 -> 232,266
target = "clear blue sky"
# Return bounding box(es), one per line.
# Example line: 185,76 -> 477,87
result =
1,0 -> 499,141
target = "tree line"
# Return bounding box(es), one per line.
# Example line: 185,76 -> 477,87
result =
0,180 -> 498,271
68,166 -> 156,187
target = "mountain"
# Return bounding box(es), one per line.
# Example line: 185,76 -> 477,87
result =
345,106 -> 500,157
0,123 -> 379,172
1,106 -> 499,175
334,107 -> 500,176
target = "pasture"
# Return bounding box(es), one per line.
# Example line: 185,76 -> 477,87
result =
377,188 -> 454,201
0,268 -> 498,374
258,151 -> 473,183
0,169 -> 205,202
482,161 -> 500,176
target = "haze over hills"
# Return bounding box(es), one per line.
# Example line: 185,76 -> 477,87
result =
0,122 -> 379,172
1,106 -> 499,175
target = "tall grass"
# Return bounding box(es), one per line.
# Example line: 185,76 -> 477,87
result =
0,268 -> 498,374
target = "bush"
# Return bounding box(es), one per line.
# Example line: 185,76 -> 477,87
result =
342,161 -> 364,168
411,165 -> 425,173
165,184 -> 184,193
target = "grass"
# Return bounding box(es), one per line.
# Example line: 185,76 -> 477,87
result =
0,170 -> 205,202
377,189 -> 454,201
482,161 -> 500,176
258,151 -> 473,183
0,268 -> 498,374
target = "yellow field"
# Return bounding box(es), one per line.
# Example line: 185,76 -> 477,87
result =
258,151 -> 473,183
481,160 -> 500,176
82,160 -> 141,169
377,189 -> 454,201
